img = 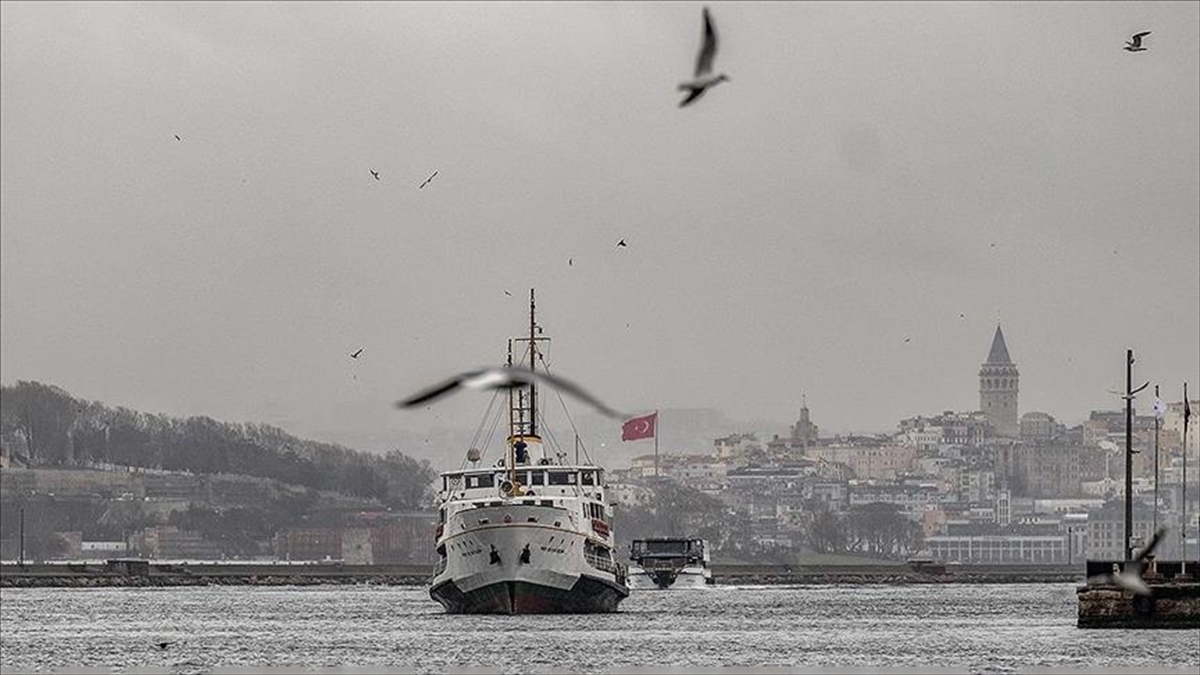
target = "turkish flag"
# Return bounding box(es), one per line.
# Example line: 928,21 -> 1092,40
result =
621,412 -> 657,441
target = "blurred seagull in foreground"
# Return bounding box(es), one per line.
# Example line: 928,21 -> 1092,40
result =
1124,31 -> 1151,52
1087,527 -> 1168,595
678,7 -> 729,107
370,170 -> 380,181
419,171 -> 438,189
396,366 -> 624,418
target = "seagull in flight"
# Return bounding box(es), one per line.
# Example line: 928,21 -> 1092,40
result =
419,171 -> 438,189
678,7 -> 729,107
1124,31 -> 1151,52
155,641 -> 176,650
1087,527 -> 1168,595
616,239 -> 627,248
350,348 -> 363,359
173,135 -> 182,141
396,366 -> 624,418
370,170 -> 380,181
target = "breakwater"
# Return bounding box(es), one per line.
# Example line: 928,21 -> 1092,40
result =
1,560 -> 1084,587
0,561 -> 429,587
1076,560 -> 1200,629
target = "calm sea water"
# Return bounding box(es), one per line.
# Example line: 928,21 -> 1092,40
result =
1,583 -> 1196,674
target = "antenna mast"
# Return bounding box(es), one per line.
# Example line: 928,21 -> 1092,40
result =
529,289 -> 538,437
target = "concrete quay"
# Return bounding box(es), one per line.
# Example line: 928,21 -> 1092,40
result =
1076,560 -> 1200,629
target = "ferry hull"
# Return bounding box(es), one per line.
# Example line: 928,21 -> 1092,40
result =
430,508 -> 628,614
628,566 -> 713,590
431,575 -> 628,614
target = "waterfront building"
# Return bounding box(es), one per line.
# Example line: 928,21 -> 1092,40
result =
713,433 -> 760,462
926,534 -> 1066,563
1086,501 -> 1160,560
848,479 -> 945,513
1020,412 -> 1063,444
804,444 -> 917,481
132,525 -> 222,560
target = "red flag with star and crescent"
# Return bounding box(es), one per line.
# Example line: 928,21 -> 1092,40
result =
622,412 -> 657,441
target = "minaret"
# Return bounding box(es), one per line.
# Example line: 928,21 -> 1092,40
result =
979,325 -> 1019,438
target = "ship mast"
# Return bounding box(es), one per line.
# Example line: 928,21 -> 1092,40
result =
507,289 -> 549,487
528,289 -> 538,437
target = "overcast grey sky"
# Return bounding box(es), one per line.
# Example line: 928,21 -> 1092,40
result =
2,2 -> 1197,462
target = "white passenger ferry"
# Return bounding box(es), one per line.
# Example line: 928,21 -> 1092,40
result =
627,537 -> 714,589
429,291 -> 629,613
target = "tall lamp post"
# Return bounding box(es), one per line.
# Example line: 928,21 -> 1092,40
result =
1115,350 -> 1148,562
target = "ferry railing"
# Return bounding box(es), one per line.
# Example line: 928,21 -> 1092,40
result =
584,549 -> 618,576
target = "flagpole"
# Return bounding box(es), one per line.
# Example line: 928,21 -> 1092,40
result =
654,409 -> 660,478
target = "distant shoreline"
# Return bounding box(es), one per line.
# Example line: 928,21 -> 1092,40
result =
0,561 -> 1084,587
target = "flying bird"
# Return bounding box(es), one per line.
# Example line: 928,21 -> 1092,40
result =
504,290 -> 512,297
1124,31 -> 1151,52
903,337 -> 911,343
617,239 -> 627,247
173,135 -> 181,141
396,366 -> 624,418
1087,527 -> 1168,595
568,258 -> 573,266
350,348 -> 363,359
678,7 -> 729,107
155,641 -> 176,650
370,170 -> 380,181
419,171 -> 438,189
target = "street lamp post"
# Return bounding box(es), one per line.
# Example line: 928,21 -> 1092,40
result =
1124,350 -> 1134,562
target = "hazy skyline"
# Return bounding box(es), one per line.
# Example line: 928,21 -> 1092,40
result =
3,2 -> 1198,461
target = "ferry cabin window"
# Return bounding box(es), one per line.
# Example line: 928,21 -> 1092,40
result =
547,471 -> 577,486
647,540 -> 687,554
467,474 -> 495,489
528,471 -> 545,486
580,471 -> 595,486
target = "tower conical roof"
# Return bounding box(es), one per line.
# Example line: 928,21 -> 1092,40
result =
985,325 -> 1013,364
